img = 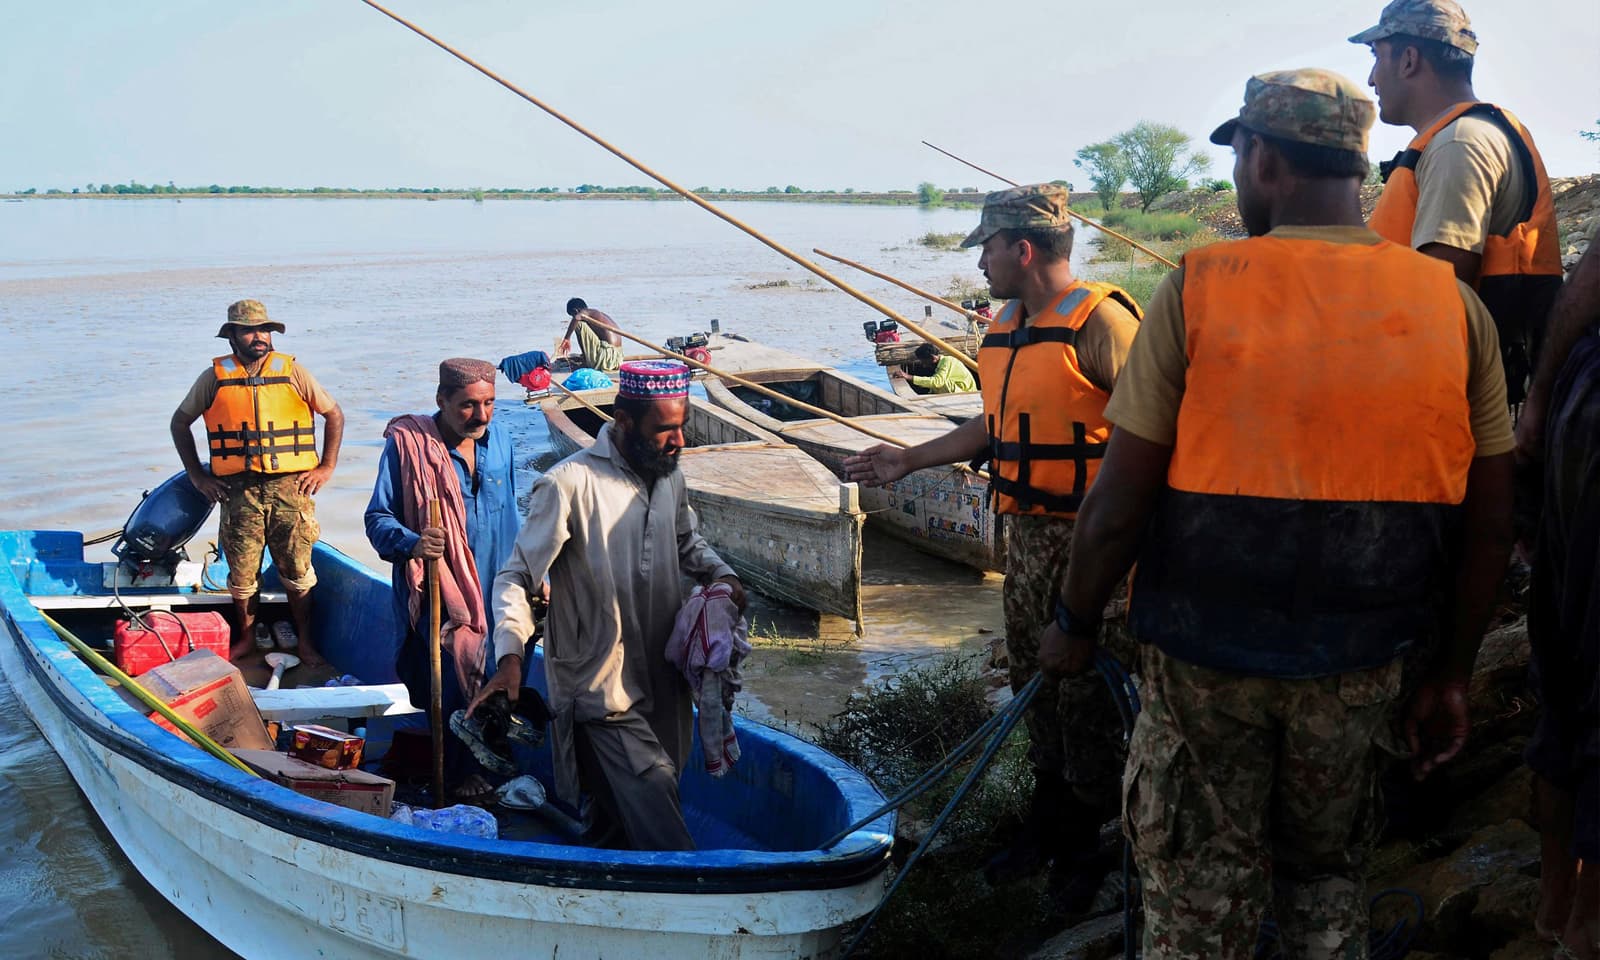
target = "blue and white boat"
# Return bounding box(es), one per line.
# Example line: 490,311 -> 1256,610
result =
0,528 -> 892,959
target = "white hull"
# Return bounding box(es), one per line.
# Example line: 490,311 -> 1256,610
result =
1,604 -> 884,959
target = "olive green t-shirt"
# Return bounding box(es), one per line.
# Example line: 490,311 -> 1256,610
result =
1104,225 -> 1514,457
1410,111 -> 1529,254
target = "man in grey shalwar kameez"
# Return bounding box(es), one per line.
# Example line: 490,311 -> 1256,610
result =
481,360 -> 745,850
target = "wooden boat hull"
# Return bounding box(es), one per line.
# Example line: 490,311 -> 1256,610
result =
886,377 -> 984,424
540,391 -> 865,628
0,531 -> 891,959
700,364 -> 1006,573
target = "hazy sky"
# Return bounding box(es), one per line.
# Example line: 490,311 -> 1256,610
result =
3,0 -> 1596,192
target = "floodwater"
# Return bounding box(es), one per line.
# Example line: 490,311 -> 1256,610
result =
0,196 -> 1101,957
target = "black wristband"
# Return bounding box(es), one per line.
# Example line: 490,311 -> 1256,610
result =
1054,598 -> 1101,638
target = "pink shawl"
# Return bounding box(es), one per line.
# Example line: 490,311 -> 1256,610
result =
383,414 -> 489,699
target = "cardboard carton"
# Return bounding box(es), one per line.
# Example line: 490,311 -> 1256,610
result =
136,650 -> 273,751
289,724 -> 365,770
229,749 -> 396,816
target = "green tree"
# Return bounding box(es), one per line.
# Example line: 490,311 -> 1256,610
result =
1073,141 -> 1128,212
917,181 -> 944,206
1113,121 -> 1212,212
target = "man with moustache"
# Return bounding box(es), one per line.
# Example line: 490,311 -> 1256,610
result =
364,358 -> 520,799
484,360 -> 745,850
171,298 -> 344,666
843,184 -> 1142,898
1353,0 -> 1563,402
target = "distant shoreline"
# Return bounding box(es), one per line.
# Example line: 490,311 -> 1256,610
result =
0,190 -> 985,207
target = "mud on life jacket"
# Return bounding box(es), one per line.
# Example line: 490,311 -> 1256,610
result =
203,352 -> 320,476
1370,102 -> 1564,404
1130,237 -> 1477,678
977,281 -> 1140,517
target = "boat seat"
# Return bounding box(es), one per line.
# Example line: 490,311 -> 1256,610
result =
28,591 -> 288,611
249,684 -> 421,724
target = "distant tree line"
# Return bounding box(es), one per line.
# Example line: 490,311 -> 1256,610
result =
7,181 -> 961,198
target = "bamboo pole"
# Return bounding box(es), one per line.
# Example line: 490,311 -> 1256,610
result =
552,379 -> 614,422
426,498 -> 444,808
355,0 -> 978,374
37,611 -> 258,777
813,247 -> 985,326
921,140 -> 1180,271
610,326 -> 987,480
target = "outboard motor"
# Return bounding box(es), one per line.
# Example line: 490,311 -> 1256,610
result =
110,470 -> 217,571
863,319 -> 900,344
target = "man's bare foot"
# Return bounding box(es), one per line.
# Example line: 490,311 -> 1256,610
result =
292,645 -> 327,670
228,640 -> 257,662
1559,865 -> 1598,960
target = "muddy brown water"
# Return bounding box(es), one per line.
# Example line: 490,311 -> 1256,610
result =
0,197 -> 1120,956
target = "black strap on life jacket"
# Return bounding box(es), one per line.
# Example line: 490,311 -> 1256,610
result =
1380,104 -> 1540,226
981,325 -> 1079,351
215,375 -> 294,389
207,420 -> 316,459
986,414 -> 1104,513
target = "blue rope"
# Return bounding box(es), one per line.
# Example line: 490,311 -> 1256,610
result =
1094,649 -> 1141,960
841,674 -> 1041,959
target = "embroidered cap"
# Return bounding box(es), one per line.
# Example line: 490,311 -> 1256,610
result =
438,357 -> 496,390
617,360 -> 691,400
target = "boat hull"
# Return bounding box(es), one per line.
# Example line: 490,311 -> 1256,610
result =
0,532 -> 891,959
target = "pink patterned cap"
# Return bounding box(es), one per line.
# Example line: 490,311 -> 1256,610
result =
617,360 -> 691,399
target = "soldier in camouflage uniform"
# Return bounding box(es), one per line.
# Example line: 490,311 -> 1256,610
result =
1045,69 -> 1514,957
845,185 -> 1143,900
171,300 -> 345,666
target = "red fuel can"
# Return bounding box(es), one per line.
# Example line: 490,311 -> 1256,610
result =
114,610 -> 232,677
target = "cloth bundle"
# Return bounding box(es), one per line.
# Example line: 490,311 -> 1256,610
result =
665,581 -> 750,777
497,350 -> 551,386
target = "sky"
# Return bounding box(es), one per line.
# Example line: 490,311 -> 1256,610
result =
2,0 -> 1596,193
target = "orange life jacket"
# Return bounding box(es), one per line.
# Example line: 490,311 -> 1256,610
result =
1129,236 -> 1476,677
977,281 -> 1140,517
1369,102 -> 1564,403
203,352 -> 320,476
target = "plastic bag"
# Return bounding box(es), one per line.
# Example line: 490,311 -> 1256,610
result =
389,803 -> 499,839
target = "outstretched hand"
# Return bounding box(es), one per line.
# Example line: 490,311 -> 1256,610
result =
715,575 -> 747,612
842,444 -> 911,487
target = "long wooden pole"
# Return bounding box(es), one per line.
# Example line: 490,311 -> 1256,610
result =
552,379 -> 614,422
356,0 -> 978,374
426,498 -> 444,808
610,327 -> 986,480
813,247 -> 984,325
37,611 -> 258,777
921,140 -> 1180,270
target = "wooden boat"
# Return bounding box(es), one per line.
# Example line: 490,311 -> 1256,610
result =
699,345 -> 1005,573
0,531 -> 893,959
873,333 -> 983,424
539,389 -> 865,629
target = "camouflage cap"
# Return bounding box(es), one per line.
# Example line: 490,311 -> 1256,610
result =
1209,68 -> 1375,154
216,298 -> 286,338
959,184 -> 1071,249
1348,0 -> 1478,55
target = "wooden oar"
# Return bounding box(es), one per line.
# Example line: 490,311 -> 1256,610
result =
921,140 -> 1180,270
354,0 -> 978,376
37,611 -> 258,777
552,379 -> 614,422
608,326 -> 987,480
426,498 -> 444,808
813,247 -> 986,326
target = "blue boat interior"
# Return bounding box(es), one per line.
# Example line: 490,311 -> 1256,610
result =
1,528 -> 893,868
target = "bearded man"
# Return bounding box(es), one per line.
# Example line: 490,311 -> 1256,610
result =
485,360 -> 745,850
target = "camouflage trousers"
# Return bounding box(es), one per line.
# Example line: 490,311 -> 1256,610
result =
219,472 -> 320,600
1126,644 -> 1403,960
1002,513 -> 1133,812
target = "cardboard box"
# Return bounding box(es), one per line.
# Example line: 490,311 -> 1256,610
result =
229,749 -> 396,816
289,724 -> 365,770
137,650 -> 273,751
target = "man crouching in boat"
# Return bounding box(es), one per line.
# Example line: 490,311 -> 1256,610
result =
483,359 -> 746,850
843,185 -> 1142,904
170,299 -> 344,667
364,358 -> 521,802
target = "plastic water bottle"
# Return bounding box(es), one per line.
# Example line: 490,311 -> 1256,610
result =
393,803 -> 499,839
